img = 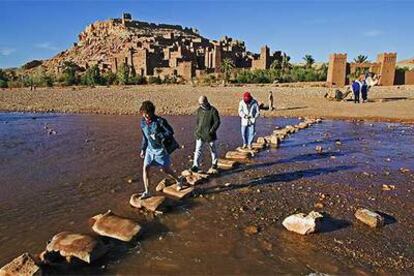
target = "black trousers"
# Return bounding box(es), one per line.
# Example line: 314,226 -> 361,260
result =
361,90 -> 368,101
353,91 -> 360,103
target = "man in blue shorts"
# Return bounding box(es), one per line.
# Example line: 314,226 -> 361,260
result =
139,101 -> 182,198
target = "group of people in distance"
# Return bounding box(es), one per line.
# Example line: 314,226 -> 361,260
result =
351,72 -> 380,103
138,91 -> 264,199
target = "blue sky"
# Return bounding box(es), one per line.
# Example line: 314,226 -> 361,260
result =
0,0 -> 413,68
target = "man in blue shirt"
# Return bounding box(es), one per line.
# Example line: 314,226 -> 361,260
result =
139,101 -> 182,198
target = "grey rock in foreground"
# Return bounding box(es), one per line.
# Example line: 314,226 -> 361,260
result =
354,208 -> 385,228
282,211 -> 324,235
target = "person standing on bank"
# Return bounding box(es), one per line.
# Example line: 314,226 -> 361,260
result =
239,92 -> 260,149
191,96 -> 221,173
268,91 -> 275,111
139,100 -> 182,198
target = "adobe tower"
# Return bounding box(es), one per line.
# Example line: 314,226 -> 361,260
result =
327,53 -> 347,87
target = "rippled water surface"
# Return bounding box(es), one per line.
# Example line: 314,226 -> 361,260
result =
0,112 -> 413,274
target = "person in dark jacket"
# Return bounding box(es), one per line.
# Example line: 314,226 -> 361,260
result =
139,101 -> 182,198
191,96 -> 221,172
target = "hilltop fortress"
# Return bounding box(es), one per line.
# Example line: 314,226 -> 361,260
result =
41,13 -> 282,80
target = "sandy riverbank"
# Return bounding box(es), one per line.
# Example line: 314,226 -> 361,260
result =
1,84 -> 414,122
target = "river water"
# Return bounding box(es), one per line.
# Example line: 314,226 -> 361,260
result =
0,113 -> 413,274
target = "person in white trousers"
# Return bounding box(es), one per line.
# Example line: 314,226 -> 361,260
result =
191,96 -> 221,173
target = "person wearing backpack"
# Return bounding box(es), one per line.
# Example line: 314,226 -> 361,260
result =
139,100 -> 182,198
238,92 -> 260,149
191,96 -> 221,173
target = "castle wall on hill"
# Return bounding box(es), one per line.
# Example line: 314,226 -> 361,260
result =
45,13 -> 285,81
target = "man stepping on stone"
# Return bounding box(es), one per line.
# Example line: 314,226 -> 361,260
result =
191,96 -> 221,174
139,101 -> 183,199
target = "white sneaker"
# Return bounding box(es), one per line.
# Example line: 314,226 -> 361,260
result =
139,191 -> 151,199
242,144 -> 247,149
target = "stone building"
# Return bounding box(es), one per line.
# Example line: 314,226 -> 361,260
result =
42,13 -> 283,82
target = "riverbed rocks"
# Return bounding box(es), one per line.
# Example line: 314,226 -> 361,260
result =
0,253 -> 41,276
354,208 -> 385,228
282,211 -> 324,235
162,184 -> 194,199
156,178 -> 177,192
217,158 -> 238,170
45,232 -> 108,263
91,210 -> 142,242
225,151 -> 251,160
236,147 -> 258,155
129,194 -> 166,212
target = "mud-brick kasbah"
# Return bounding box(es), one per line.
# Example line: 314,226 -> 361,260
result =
41,13 -> 414,87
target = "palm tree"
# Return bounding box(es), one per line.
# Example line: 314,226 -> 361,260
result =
303,55 -> 315,68
281,53 -> 292,73
220,58 -> 235,83
353,55 -> 369,64
270,59 -> 281,70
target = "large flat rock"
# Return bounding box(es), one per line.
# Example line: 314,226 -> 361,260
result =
225,151 -> 251,161
91,210 -> 141,242
163,184 -> 194,199
129,194 -> 166,212
236,147 -> 258,155
46,232 -> 107,263
251,142 -> 266,150
0,253 -> 41,276
217,159 -> 238,170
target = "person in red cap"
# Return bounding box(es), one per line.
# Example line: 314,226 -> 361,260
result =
238,91 -> 260,149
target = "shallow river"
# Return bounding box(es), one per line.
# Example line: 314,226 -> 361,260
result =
0,113 -> 413,275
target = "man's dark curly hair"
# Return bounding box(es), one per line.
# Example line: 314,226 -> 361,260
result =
139,100 -> 156,115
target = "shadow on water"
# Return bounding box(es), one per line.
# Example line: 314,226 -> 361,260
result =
318,213 -> 352,233
202,165 -> 355,195
376,211 -> 397,226
277,151 -> 352,164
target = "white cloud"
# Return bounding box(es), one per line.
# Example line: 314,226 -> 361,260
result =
363,30 -> 383,37
0,47 -> 16,56
35,42 -> 59,51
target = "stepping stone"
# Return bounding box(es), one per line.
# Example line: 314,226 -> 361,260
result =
225,151 -> 251,160
269,135 -> 280,147
282,211 -> 323,235
129,194 -> 166,212
207,167 -> 219,175
236,147 -> 258,155
156,178 -> 176,192
355,208 -> 385,228
163,184 -> 194,199
256,137 -> 267,145
0,253 -> 41,276
181,170 -> 209,179
297,122 -> 309,129
217,159 -> 238,170
251,142 -> 266,150
185,174 -> 205,185
46,232 -> 108,263
91,210 -> 142,242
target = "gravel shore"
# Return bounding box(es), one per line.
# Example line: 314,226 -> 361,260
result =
1,84 -> 414,122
